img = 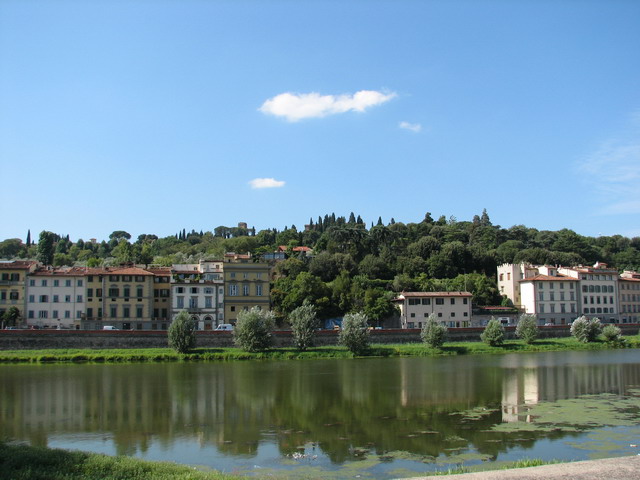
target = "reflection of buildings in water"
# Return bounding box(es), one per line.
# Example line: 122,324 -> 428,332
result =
501,360 -> 640,423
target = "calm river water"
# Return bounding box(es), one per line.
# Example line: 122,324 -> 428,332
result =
1,350 -> 640,479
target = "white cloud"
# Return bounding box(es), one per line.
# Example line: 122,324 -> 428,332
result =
399,121 -> 422,133
249,178 -> 286,189
259,90 -> 397,122
579,134 -> 640,215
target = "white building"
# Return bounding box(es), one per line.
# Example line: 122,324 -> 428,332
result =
26,267 -> 86,329
497,263 -> 539,308
519,266 -> 579,325
617,271 -> 640,324
394,291 -> 473,329
558,262 -> 620,323
171,260 -> 224,330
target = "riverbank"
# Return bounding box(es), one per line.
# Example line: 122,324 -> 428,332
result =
0,335 -> 638,363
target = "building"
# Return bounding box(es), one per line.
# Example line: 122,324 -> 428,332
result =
497,263 -> 539,308
558,262 -> 620,323
223,253 -> 271,324
619,271 -> 640,324
149,267 -> 172,330
519,266 -> 579,325
83,266 -> 155,330
0,260 -> 38,322
171,260 -> 224,330
394,291 -> 473,329
25,267 -> 86,329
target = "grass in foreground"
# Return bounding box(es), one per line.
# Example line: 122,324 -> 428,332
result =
0,442 -> 240,480
0,334 -> 637,364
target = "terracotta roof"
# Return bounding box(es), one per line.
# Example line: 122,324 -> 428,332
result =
31,267 -> 87,276
519,274 -> 578,282
0,260 -> 37,270
397,291 -> 472,298
109,266 -> 154,276
148,267 -> 172,275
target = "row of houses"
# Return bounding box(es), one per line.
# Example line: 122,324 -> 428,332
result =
0,253 -> 270,330
498,262 -> 640,325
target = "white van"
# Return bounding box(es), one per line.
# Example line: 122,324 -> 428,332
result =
215,324 -> 233,331
103,326 -> 119,330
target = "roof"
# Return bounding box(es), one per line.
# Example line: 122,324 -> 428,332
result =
277,245 -> 312,252
0,260 -> 38,270
109,266 -> 154,276
519,274 -> 578,282
30,267 -> 87,276
396,291 -> 473,299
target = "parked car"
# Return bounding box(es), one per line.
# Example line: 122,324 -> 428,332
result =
215,324 -> 234,331
102,326 -> 119,330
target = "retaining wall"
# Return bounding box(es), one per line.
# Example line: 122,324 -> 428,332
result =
1,324 -> 638,350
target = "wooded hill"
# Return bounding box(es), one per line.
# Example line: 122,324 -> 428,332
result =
2,210 -> 639,322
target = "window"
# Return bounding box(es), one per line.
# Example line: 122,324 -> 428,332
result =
96,288 -> 103,297
582,285 -> 588,292
108,287 -> 119,297
463,298 -> 468,304
65,310 -> 71,318
38,310 -> 48,318
437,312 -> 443,317
29,294 -> 35,303
205,297 -> 212,308
539,292 -> 544,301
177,297 -> 184,309
228,284 -> 238,296
53,295 -> 59,303
409,298 -> 420,305
65,280 -> 71,287
29,279 -> 35,286
538,282 -> 543,289
77,311 -> 83,319
53,279 -> 59,287
243,284 -> 249,296
28,310 -> 34,318
87,308 -> 93,318
135,276 -> 144,282
9,291 -> 18,300
77,279 -> 83,287
191,287 -> 198,294
435,298 -> 444,305
421,298 -> 431,305
451,312 -> 456,317
41,279 -> 47,286
410,313 -> 415,318
463,312 -> 468,317
177,287 -> 184,294
539,304 -> 545,313
450,298 -> 455,305
123,306 -> 130,318
39,295 -> 48,302
110,306 -> 117,318
550,292 -> 555,301
87,288 -> 93,297
204,287 -> 213,294
256,284 -> 263,296
189,297 -> 198,308
123,286 -> 131,298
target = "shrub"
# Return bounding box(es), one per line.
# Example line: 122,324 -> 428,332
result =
515,314 -> 539,344
289,302 -> 318,351
570,315 -> 602,343
339,312 -> 370,355
234,307 -> 275,352
602,324 -> 625,347
420,313 -> 447,348
481,317 -> 505,347
167,310 -> 196,353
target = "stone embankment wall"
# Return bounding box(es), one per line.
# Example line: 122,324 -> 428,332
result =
1,324 -> 638,350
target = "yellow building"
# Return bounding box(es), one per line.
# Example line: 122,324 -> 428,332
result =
0,260 -> 37,322
83,266 -> 155,330
223,253 -> 271,324
149,267 -> 172,330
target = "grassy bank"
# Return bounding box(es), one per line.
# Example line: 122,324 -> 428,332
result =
0,442 -> 567,479
0,335 -> 637,363
0,442 -> 241,480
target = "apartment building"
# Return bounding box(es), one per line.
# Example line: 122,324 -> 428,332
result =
223,253 -> 271,324
171,260 -> 224,330
558,263 -> 620,323
0,260 -> 37,319
497,263 -> 539,308
149,267 -> 171,330
394,291 -> 473,329
619,271 -> 640,324
519,266 -> 579,325
83,266 -> 155,330
25,267 -> 86,329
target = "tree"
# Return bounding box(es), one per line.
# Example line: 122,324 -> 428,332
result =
481,317 -> 505,346
515,314 -> 538,344
37,231 -> 55,265
2,307 -> 21,328
339,312 -> 370,355
168,310 -> 196,353
420,313 -> 447,348
289,302 -> 318,351
570,316 -> 602,343
109,230 -> 131,242
602,324 -> 625,347
234,307 -> 275,352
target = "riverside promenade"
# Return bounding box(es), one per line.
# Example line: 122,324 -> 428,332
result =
409,456 -> 640,480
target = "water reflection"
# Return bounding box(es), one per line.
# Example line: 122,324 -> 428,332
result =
0,351 -> 639,471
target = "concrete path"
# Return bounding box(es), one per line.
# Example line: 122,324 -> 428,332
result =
406,456 -> 640,480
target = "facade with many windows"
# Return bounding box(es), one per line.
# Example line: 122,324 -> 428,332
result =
25,267 -> 86,329
558,263 -> 620,323
0,260 -> 37,319
519,268 -> 579,325
171,261 -> 224,330
619,271 -> 640,324
394,292 -> 473,329
223,253 -> 271,324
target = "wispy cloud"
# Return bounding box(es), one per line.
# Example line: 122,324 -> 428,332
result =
399,121 -> 422,133
578,124 -> 640,215
249,178 -> 286,189
259,90 -> 397,122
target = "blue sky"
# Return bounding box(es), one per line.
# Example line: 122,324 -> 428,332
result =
1,0 -> 639,243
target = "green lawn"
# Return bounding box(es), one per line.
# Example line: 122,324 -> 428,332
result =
0,335 -> 637,363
